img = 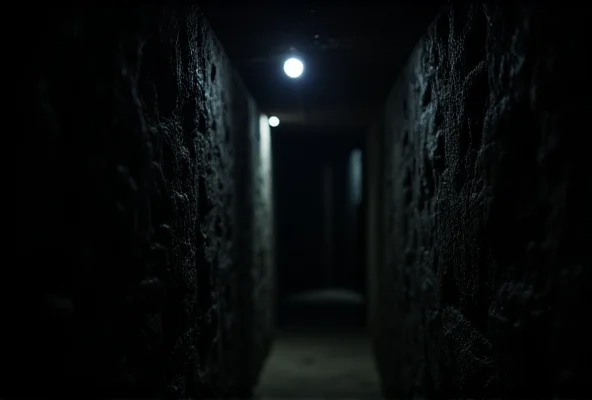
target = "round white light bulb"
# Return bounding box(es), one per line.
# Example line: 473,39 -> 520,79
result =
269,116 -> 280,127
283,57 -> 304,78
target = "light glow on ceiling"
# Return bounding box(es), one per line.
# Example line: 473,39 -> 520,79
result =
269,116 -> 280,127
283,57 -> 304,78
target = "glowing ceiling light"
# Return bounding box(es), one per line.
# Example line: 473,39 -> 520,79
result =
283,57 -> 304,78
269,116 -> 280,127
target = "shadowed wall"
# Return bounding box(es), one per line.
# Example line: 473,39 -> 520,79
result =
367,2 -> 591,398
12,4 -> 274,398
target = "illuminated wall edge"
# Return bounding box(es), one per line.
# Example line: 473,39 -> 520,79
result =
258,114 -> 275,327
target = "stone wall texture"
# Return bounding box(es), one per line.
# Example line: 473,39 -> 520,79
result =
12,4 -> 273,398
368,2 -> 591,398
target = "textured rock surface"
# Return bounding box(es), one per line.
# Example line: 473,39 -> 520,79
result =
368,2 -> 591,398
13,4 -> 273,398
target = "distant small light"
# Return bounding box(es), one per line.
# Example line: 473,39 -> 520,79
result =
269,116 -> 280,127
283,57 -> 304,78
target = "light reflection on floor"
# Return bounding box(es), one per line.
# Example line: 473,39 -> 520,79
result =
255,289 -> 382,399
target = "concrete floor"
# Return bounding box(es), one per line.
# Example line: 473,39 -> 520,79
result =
255,289 -> 382,399
255,330 -> 382,399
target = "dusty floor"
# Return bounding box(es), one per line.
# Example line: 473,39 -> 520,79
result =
255,289 -> 382,399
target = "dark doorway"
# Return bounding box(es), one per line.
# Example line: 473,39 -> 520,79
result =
273,128 -> 366,329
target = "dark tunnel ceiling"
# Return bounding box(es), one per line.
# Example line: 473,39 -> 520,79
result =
202,1 -> 446,134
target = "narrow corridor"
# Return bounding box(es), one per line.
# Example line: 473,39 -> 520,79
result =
12,2 -> 591,399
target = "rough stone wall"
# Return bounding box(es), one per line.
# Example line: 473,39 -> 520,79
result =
12,4 -> 273,398
371,2 -> 592,398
